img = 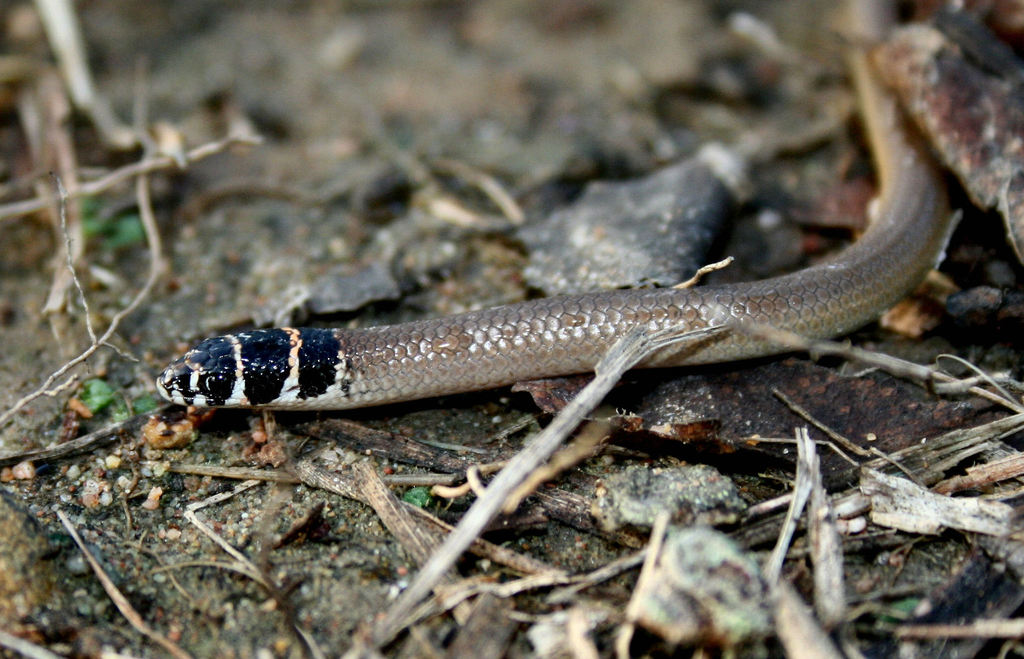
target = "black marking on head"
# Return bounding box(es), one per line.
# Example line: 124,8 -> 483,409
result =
164,336 -> 238,406
340,379 -> 352,396
297,328 -> 341,400
198,372 -> 234,406
196,337 -> 236,406
239,329 -> 293,405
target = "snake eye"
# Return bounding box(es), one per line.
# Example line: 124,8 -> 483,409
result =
157,359 -> 196,404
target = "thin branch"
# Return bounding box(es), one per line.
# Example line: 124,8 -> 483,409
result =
735,321 -> 1024,413
0,408 -> 155,467
771,388 -> 871,458
0,133 -> 262,223
431,158 -> 525,225
545,549 -> 647,605
33,0 -> 135,147
615,511 -> 670,659
897,618 -> 1024,639
673,256 -> 734,289
53,174 -> 96,343
764,428 -> 815,584
934,354 -> 1021,407
0,629 -> 63,659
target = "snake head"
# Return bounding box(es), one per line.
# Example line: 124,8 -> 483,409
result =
156,336 -> 240,407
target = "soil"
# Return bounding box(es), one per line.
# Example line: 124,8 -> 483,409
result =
2,1 -> 1023,657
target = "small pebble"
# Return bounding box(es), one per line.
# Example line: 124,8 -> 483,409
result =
11,461 -> 36,480
142,486 -> 164,511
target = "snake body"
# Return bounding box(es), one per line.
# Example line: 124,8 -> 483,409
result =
156,47 -> 952,411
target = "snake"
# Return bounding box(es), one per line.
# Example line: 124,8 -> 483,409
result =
156,31 -> 952,411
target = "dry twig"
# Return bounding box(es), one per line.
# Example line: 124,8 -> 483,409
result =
764,428 -> 816,584
672,256 -> 734,289
503,419 -> 608,514
773,580 -> 844,659
0,133 -> 261,222
432,158 -> 525,225
861,468 -> 1016,536
897,618 -> 1024,639
615,511 -> 670,659
805,429 -> 845,629
934,452 -> 1024,495
292,454 -> 556,576
772,388 -> 871,458
738,321 -> 1024,413
0,629 -> 63,659
33,0 -> 135,147
0,408 -> 155,466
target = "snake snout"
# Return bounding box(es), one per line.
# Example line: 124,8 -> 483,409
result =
156,359 -> 195,405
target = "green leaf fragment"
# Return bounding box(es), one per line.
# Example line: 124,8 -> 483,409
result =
80,379 -> 116,413
132,394 -> 159,414
110,398 -> 131,422
402,486 -> 433,508
83,205 -> 145,250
